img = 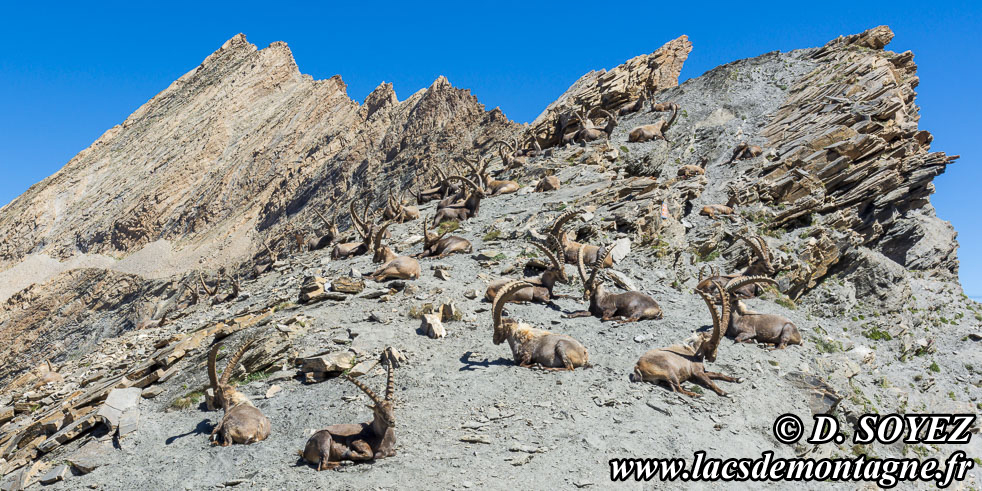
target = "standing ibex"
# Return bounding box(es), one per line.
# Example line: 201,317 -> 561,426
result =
696,234 -> 775,300
463,156 -> 519,195
432,176 -> 485,225
728,142 -> 763,164
485,237 -> 571,304
565,246 -> 663,323
628,103 -> 680,143
365,222 -> 421,281
302,359 -> 397,470
630,282 -> 741,397
492,281 -> 589,370
723,276 -> 802,349
208,339 -> 271,445
415,219 -> 472,258
548,208 -> 614,267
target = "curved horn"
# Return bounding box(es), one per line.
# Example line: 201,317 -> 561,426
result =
598,109 -> 617,125
385,358 -> 395,401
696,281 -> 728,362
208,343 -> 221,390
531,240 -> 563,279
350,200 -> 367,238
461,155 -> 479,174
444,175 -> 481,192
665,103 -> 680,130
586,245 -> 612,291
343,373 -> 384,406
313,207 -> 331,227
548,208 -> 583,238
724,275 -> 778,294
754,236 -> 773,270
737,234 -> 765,262
492,280 -> 531,345
373,221 -> 392,256
220,338 -> 255,386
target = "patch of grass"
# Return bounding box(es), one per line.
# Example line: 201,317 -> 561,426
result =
272,300 -> 298,312
774,296 -> 796,310
492,253 -> 507,261
948,391 -> 956,401
928,361 -> 940,373
482,228 -> 501,241
863,327 -> 892,342
408,303 -> 435,320
234,370 -> 271,386
697,250 -> 720,262
171,390 -> 205,410
688,385 -> 704,395
619,146 -> 629,153
438,220 -> 460,235
812,336 -> 841,354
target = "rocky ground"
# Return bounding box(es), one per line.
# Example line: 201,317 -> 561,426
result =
1,26 -> 979,490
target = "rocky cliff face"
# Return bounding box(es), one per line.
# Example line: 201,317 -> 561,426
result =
0,27 -> 977,490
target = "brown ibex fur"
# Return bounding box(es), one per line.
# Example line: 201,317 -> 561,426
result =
728,142 -> 763,164
308,208 -> 340,251
628,103 -> 679,143
464,156 -> 519,196
302,359 -> 397,470
495,139 -> 528,169
432,176 -> 485,225
534,175 -> 561,192
724,276 -> 802,349
208,339 -> 271,446
365,222 -> 421,281
699,204 -> 735,219
485,238 -> 571,304
630,282 -> 741,397
565,246 -> 663,323
492,281 -> 589,370
618,90 -> 647,116
416,218 -> 472,258
572,109 -> 617,144
383,190 -> 419,223
696,235 -> 776,300
547,208 -> 614,268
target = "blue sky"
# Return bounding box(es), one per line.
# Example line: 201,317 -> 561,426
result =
0,1 -> 978,293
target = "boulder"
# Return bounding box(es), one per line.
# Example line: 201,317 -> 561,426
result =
421,314 -> 446,339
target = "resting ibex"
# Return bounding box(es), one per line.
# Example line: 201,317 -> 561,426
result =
548,208 -> 613,267
432,176 -> 485,225
628,103 -> 679,143
728,142 -> 763,164
485,237 -> 571,304
416,219 -> 472,258
495,139 -> 528,169
677,163 -> 706,179
723,276 -> 802,349
302,359 -> 396,470
699,204 -> 735,219
565,246 -> 663,323
572,109 -> 617,144
492,281 -> 589,370
208,339 -> 271,445
696,234 -> 775,300
332,201 -> 386,259
463,156 -> 519,195
365,222 -> 421,281
630,282 -> 741,397
383,190 -> 419,223
618,90 -> 647,116
308,208 -> 340,251
534,175 -> 561,192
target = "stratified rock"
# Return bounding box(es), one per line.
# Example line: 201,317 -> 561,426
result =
298,276 -> 328,303
331,277 -> 365,294
840,247 -> 911,310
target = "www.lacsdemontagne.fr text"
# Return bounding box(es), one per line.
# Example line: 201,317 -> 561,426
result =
609,450 -> 975,488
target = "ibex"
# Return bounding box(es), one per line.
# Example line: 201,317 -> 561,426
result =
699,204 -> 735,219
565,246 -> 663,323
728,142 -> 763,164
572,109 -> 617,144
332,201 -> 383,259
365,222 -> 421,281
301,359 -> 397,470
534,175 -> 561,192
628,103 -> 679,143
618,90 -> 647,116
723,276 -> 802,349
492,281 -> 589,370
308,208 -> 340,251
630,282 -> 741,397
547,208 -> 613,267
677,164 -> 705,179
432,176 -> 485,225
495,139 -> 528,169
463,156 -> 519,195
208,339 -> 271,445
415,219 -> 472,258
485,237 -> 571,304
383,190 -> 419,223
696,234 -> 775,300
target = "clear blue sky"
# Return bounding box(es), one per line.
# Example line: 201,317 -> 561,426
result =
1,1 -> 978,293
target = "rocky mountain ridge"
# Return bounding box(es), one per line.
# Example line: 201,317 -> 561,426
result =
0,26 -> 978,490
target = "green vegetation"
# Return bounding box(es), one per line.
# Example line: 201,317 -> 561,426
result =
171,390 -> 205,410
928,361 -> 940,373
482,228 -> 501,241
863,327 -> 892,341
438,220 -> 460,235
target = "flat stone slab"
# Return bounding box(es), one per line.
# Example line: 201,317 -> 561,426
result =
68,440 -> 111,474
96,387 -> 141,431
39,464 -> 70,485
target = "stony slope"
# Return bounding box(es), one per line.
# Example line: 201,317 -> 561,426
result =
1,27 -> 979,490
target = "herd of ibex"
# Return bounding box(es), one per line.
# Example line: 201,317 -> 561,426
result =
184,91 -> 796,472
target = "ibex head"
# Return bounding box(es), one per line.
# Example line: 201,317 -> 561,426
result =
492,280 -> 531,345
343,359 -> 396,427
208,338 -> 256,410
547,208 -> 583,243
737,234 -> 774,275
579,244 -> 612,299
531,236 -> 568,284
